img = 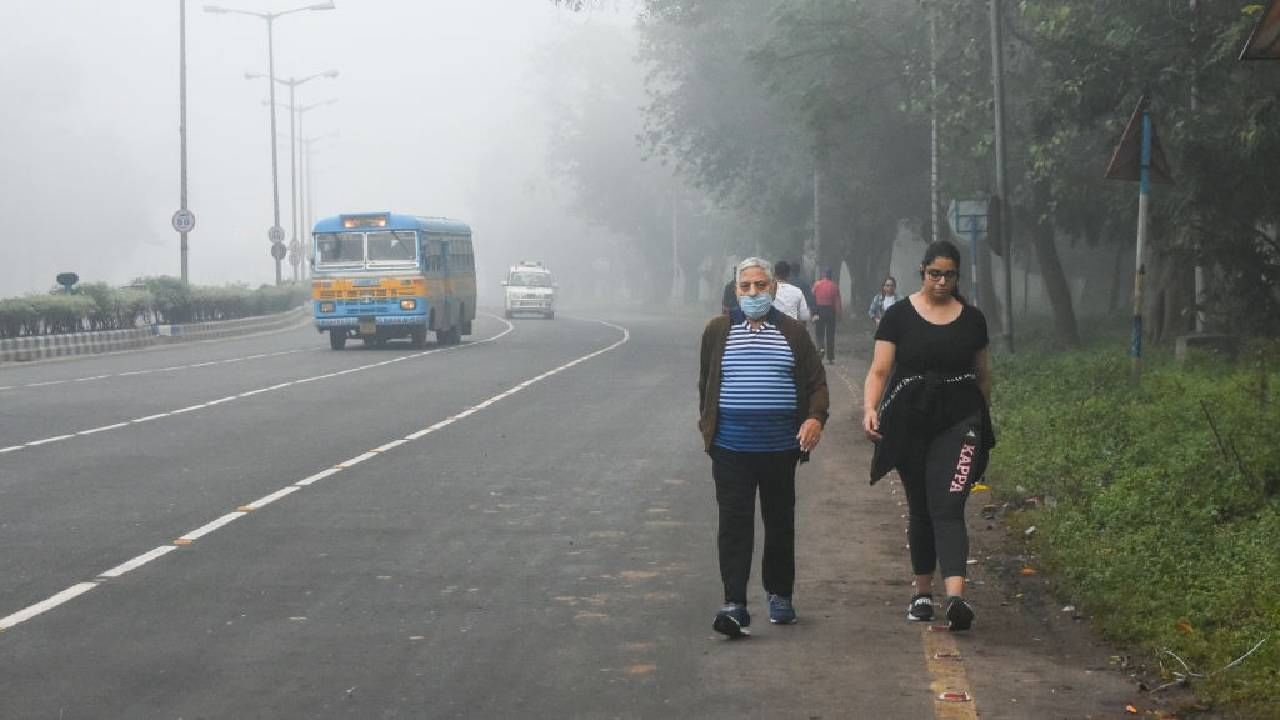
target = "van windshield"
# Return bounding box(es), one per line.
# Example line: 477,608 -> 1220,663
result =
510,272 -> 552,287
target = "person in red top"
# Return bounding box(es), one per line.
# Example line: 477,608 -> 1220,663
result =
811,269 -> 842,364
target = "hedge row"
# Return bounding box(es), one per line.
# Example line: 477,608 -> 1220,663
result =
988,342 -> 1279,715
0,277 -> 309,339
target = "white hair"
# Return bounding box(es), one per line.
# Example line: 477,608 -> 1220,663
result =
736,257 -> 773,282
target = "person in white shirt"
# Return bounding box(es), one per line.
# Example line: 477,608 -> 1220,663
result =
771,260 -> 811,321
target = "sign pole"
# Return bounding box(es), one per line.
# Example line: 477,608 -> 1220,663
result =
1131,109 -> 1152,381
178,0 -> 190,284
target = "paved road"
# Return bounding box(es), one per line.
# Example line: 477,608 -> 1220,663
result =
0,311 -> 1146,719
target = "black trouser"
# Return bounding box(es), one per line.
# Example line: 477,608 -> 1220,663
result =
813,305 -> 836,361
710,446 -> 799,605
897,415 -> 988,579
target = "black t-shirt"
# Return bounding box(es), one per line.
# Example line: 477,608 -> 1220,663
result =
874,297 -> 989,434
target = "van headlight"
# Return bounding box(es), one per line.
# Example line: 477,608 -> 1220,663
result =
319,302 -> 336,313
400,299 -> 417,311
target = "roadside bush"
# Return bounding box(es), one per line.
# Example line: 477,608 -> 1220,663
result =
0,278 -> 306,339
989,346 -> 1280,714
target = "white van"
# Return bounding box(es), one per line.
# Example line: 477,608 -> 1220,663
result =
503,261 -> 556,319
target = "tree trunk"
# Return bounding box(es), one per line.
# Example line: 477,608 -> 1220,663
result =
977,234 -> 1003,336
1030,183 -> 1081,348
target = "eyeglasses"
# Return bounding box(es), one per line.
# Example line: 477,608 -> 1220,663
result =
925,269 -> 958,282
738,280 -> 771,292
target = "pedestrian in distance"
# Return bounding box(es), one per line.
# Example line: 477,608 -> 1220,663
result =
721,273 -> 737,316
861,240 -> 994,631
771,260 -> 812,322
698,257 -> 829,639
867,275 -> 900,326
811,268 -> 842,364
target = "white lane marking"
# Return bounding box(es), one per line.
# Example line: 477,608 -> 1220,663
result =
0,446 -> 23,454
26,435 -> 73,447
170,404 -> 207,414
0,318 -> 514,457
77,423 -> 129,436
372,439 -> 407,453
338,452 -> 378,468
0,582 -> 98,630
296,467 -> 341,487
0,348 -> 317,393
244,485 -> 300,510
178,511 -> 246,542
0,316 -> 628,633
99,546 -> 178,579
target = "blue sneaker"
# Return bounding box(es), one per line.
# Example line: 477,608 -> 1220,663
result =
768,594 -> 797,624
712,603 -> 751,638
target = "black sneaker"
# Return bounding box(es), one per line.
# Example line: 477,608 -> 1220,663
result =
907,593 -> 934,622
945,596 -> 974,631
712,603 -> 751,638
767,593 -> 797,624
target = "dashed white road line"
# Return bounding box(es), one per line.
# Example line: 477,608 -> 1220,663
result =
0,317 -> 629,633
0,348 -> 311,393
0,318 -> 515,457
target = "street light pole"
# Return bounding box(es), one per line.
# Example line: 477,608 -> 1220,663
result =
203,2 -> 335,286
179,0 -> 190,284
266,15 -> 281,285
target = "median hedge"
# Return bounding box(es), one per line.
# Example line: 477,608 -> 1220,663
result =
0,277 -> 308,339
988,340 -> 1279,715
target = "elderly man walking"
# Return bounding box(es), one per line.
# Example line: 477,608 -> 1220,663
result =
698,257 -> 829,638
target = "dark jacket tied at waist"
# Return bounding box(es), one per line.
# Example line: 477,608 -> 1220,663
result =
869,371 -> 995,484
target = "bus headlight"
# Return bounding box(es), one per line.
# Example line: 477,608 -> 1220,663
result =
319,302 -> 336,313
400,299 -> 417,311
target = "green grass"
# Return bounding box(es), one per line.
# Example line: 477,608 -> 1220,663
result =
987,331 -> 1279,716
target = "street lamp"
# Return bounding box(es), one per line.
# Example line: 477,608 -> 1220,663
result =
247,70 -> 338,282
203,1 -> 335,285
301,130 -> 340,279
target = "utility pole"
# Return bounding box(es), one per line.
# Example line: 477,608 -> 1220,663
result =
178,0 -> 191,283
929,0 -> 941,243
990,0 -> 1014,352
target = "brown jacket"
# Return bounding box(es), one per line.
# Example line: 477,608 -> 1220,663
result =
698,308 -> 830,452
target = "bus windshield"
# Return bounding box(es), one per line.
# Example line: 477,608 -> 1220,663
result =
368,231 -> 418,262
510,271 -> 552,287
315,230 -> 418,265
316,233 -> 364,264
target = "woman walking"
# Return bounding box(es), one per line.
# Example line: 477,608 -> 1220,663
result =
861,241 -> 994,630
866,276 -> 900,326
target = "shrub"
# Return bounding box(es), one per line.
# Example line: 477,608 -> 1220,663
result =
988,345 -> 1280,714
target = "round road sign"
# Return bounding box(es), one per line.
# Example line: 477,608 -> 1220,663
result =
270,243 -> 287,261
172,208 -> 196,233
268,225 -> 285,244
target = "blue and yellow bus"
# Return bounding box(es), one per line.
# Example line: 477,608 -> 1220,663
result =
310,212 -> 476,350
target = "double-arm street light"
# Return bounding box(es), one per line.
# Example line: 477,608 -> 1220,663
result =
203,1 -> 335,285
249,71 -> 338,282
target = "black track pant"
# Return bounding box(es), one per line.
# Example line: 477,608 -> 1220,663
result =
710,446 -> 799,605
813,305 -> 837,361
897,415 -> 989,578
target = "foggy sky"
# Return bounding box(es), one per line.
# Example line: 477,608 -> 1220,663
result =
0,1 -> 631,298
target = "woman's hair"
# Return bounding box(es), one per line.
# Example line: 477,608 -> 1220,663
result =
882,275 -> 897,290
919,240 -> 966,303
736,256 -> 774,282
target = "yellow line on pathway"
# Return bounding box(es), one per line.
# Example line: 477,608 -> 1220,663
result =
923,627 -> 979,719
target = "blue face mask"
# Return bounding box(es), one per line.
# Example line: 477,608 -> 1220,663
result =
738,292 -> 773,319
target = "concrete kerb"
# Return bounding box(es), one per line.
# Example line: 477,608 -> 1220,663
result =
0,305 -> 309,363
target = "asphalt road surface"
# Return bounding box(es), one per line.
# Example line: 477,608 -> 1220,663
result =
0,310 -> 1150,719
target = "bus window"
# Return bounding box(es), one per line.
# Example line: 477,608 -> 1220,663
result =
316,232 -> 363,263
367,230 -> 417,262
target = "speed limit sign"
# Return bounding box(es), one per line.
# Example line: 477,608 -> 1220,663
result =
172,209 -> 196,233
268,225 -> 285,244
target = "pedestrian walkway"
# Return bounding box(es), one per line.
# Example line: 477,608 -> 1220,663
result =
748,318 -> 1181,719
